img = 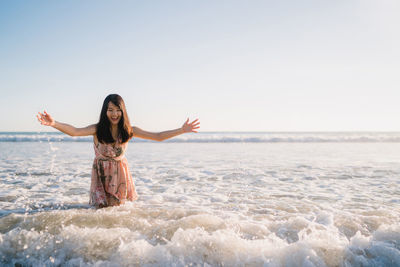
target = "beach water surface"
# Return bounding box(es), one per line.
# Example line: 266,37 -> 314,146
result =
0,132 -> 399,266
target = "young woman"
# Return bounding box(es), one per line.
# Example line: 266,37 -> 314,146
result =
37,94 -> 200,208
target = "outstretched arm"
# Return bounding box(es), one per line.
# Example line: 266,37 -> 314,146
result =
37,111 -> 96,136
132,118 -> 200,141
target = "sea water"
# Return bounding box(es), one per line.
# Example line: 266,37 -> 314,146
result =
0,132 -> 399,266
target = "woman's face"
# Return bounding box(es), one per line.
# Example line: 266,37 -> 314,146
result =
106,102 -> 122,126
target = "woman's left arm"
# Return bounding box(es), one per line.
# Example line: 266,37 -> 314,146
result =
132,118 -> 200,141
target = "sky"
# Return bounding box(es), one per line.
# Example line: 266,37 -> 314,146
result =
0,0 -> 399,132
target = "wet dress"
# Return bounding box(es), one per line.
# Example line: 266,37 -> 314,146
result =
89,139 -> 138,208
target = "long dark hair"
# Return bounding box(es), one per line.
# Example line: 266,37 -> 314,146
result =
96,94 -> 133,144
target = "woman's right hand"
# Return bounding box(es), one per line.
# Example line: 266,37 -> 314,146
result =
37,111 -> 55,127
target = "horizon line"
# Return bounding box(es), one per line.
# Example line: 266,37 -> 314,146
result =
2,130 -> 400,134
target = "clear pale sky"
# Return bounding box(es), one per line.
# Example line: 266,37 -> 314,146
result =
1,0 -> 399,132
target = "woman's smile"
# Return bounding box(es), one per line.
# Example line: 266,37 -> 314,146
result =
110,116 -> 120,123
109,115 -> 120,123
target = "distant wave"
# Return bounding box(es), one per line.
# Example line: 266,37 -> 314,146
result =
2,132 -> 400,143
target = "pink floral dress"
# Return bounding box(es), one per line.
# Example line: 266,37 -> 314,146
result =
89,139 -> 138,208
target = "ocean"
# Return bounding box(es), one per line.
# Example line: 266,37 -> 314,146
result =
0,132 -> 399,266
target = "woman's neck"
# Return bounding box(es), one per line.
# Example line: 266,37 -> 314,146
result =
110,126 -> 118,139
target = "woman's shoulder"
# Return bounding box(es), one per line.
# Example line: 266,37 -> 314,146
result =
83,124 -> 97,135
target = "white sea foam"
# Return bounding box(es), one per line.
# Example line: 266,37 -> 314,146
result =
0,140 -> 399,266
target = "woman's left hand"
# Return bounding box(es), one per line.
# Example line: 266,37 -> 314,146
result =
182,118 -> 200,133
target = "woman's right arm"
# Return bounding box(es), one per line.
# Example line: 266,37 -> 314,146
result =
37,111 -> 96,136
